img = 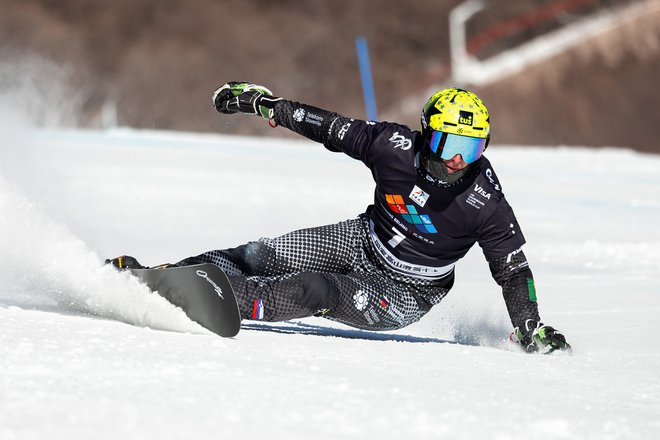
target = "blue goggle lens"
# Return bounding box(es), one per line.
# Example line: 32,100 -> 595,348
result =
428,131 -> 488,163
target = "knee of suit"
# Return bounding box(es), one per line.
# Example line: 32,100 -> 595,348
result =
294,272 -> 339,311
226,241 -> 276,274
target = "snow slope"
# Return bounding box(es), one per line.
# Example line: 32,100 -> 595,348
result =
1,127 -> 660,440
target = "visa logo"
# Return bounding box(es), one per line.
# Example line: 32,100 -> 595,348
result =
474,183 -> 491,199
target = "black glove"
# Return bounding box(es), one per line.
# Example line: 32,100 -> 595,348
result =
105,255 -> 145,270
513,319 -> 571,354
212,81 -> 281,120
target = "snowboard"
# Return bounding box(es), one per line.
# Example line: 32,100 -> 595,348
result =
130,263 -> 241,337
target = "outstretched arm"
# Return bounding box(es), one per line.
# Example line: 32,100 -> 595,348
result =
212,81 -> 352,152
272,100 -> 353,153
489,249 -> 571,353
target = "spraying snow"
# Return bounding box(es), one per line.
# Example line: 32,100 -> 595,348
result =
0,174 -> 203,333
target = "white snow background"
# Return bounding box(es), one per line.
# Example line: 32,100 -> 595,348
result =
1,108 -> 660,438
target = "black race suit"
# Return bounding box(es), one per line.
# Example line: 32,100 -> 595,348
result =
174,100 -> 540,331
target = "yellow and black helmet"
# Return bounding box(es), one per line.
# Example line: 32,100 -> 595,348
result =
420,88 -> 490,163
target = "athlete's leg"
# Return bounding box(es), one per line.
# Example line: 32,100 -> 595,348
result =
321,271 -> 443,331
230,267 -> 449,331
229,272 -> 341,321
172,218 -> 362,277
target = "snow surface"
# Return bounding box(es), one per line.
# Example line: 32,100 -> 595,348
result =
1,126 -> 660,440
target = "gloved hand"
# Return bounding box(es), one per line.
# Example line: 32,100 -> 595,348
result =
513,319 -> 571,354
105,255 -> 146,270
212,81 -> 281,120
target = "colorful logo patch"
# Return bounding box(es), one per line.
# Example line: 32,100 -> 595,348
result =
409,185 -> 430,207
385,194 -> 438,234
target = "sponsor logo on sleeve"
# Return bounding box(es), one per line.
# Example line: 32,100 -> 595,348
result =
485,168 -> 501,191
389,132 -> 412,150
293,108 -> 305,122
305,112 -> 323,126
292,108 -> 323,127
338,122 -> 351,140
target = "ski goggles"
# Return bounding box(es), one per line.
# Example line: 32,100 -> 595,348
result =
428,131 -> 488,164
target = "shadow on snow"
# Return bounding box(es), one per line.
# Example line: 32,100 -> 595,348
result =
241,321 -> 457,344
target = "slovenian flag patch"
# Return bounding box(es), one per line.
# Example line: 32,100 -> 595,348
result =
379,297 -> 389,310
251,298 -> 265,320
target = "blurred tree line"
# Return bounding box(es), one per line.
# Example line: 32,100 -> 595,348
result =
1,0 -> 658,152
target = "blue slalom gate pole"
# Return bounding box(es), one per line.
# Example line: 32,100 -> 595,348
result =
355,36 -> 378,121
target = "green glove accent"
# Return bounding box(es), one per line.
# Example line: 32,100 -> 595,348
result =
212,81 -> 280,120
514,319 -> 571,354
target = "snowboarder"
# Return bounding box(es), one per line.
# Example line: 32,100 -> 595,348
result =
109,82 -> 570,353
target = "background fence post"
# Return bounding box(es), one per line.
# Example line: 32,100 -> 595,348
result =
355,36 -> 378,121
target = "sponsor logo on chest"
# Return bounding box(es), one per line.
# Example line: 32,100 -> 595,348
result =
465,183 -> 492,210
473,183 -> 491,199
409,185 -> 430,207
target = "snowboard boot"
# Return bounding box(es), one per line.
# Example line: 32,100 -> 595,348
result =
105,255 -> 146,270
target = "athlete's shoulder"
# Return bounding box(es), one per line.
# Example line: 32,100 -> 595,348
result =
474,155 -> 504,195
358,120 -> 418,145
345,119 -> 420,156
382,122 -> 418,153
